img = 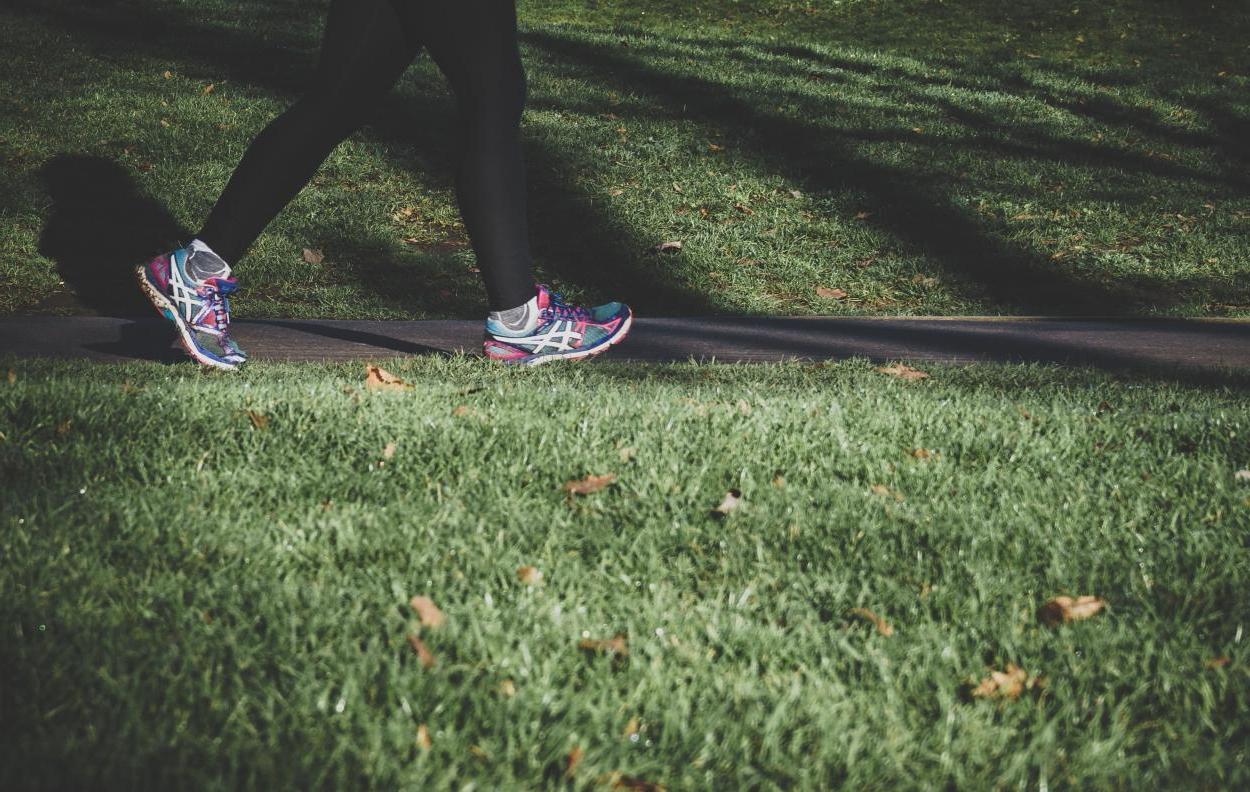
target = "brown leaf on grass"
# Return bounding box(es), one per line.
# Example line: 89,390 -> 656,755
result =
734,203 -> 755,215
816,286 -> 848,300
971,663 -> 1043,700
854,211 -> 873,220
623,717 -> 641,739
707,142 -> 724,152
163,70 -> 174,79
301,247 -> 325,265
566,746 -> 584,779
246,410 -> 269,430
407,635 -> 437,669
849,607 -> 894,636
416,724 -> 432,750
7,369 -> 16,384
617,446 -> 637,463
651,240 -> 683,254
563,473 -> 617,495
788,189 -> 802,199
55,419 -> 73,437
1235,469 -> 1250,482
1206,656 -> 1231,669
365,365 -> 413,392
870,484 -> 903,501
202,83 -> 216,95
579,634 -> 629,657
875,363 -> 929,382
499,678 -> 517,697
451,405 -> 475,418
910,448 -> 936,460
1038,595 -> 1106,626
516,565 -> 544,586
711,489 -> 742,517
409,595 -> 446,629
382,442 -> 397,460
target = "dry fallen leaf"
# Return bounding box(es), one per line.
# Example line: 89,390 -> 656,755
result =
563,473 -> 617,495
246,410 -> 269,430
734,203 -> 755,215
382,442 -> 397,460
707,142 -> 724,152
407,635 -> 437,669
1235,469 -> 1250,482
816,286 -> 849,300
499,678 -> 517,697
870,484 -> 903,501
623,717 -> 640,739
579,634 -> 629,657
416,724 -> 432,750
617,446 -> 637,463
516,565 -> 544,586
849,607 -> 894,636
409,595 -> 446,629
875,363 -> 929,382
566,746 -> 584,779
302,247 -> 325,265
911,448 -> 935,460
854,211 -> 873,220
451,405 -> 475,418
971,663 -> 1042,700
651,240 -> 683,254
6,369 -> 16,384
1038,595 -> 1106,626
711,489 -> 742,517
365,365 -> 413,392
202,83 -> 215,95
163,70 -> 173,79
1206,656 -> 1231,669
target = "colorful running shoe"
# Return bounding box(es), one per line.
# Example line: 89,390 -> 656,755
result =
483,283 -> 632,366
135,246 -> 247,370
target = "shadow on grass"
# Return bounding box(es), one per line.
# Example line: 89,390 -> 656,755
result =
36,156 -> 190,317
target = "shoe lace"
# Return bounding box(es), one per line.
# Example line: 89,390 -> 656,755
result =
201,281 -> 235,342
543,287 -> 591,322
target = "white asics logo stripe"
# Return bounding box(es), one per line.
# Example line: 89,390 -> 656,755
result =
505,320 -> 582,352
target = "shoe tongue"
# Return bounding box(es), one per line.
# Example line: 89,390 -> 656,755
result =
536,284 -> 551,311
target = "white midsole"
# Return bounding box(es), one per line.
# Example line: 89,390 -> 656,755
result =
522,311 -> 633,366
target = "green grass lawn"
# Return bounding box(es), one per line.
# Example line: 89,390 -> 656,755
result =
2,356 -> 1248,788
1,0 -> 1248,319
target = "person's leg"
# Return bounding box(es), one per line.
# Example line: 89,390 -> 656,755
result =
415,0 -> 536,314
196,0 -> 422,266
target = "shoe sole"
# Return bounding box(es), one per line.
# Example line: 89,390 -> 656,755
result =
495,310 -> 634,367
134,263 -> 241,371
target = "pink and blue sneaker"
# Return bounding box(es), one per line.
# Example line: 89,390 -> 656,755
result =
135,243 -> 247,370
484,283 -> 632,366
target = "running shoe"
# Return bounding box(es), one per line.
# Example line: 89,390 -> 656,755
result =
135,246 -> 247,370
483,283 -> 632,366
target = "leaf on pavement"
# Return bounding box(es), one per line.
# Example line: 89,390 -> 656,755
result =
407,635 -> 437,669
409,595 -> 446,629
365,365 -> 413,391
516,565 -> 544,586
875,363 -> 929,381
579,634 -> 629,657
971,663 -> 1043,700
849,607 -> 894,636
711,489 -> 742,517
302,247 -> 325,265
1038,595 -> 1106,626
563,473 -> 617,495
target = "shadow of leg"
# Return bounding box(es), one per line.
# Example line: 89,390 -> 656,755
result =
38,155 -> 190,317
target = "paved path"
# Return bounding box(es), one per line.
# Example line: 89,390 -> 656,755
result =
3,316 -> 1248,373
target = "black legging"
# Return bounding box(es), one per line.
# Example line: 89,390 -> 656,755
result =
198,0 -> 534,311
